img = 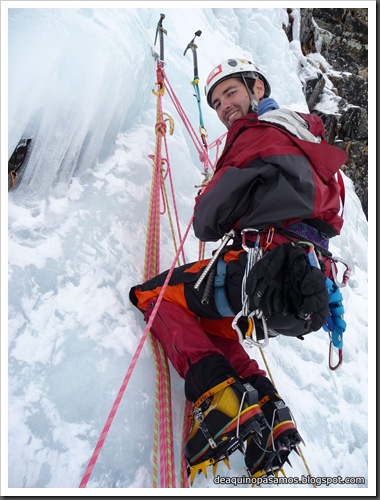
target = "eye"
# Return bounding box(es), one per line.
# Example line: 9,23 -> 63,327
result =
225,88 -> 237,99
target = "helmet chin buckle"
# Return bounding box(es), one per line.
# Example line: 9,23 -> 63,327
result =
250,98 -> 258,112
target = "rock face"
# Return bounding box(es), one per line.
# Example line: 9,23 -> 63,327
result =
286,8 -> 368,218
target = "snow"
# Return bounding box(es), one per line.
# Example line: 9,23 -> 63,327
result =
2,3 -> 376,496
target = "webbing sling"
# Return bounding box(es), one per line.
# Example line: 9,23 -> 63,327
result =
214,257 -> 235,317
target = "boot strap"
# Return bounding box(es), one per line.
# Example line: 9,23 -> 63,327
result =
194,377 -> 236,409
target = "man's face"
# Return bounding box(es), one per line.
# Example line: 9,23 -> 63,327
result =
211,77 -> 264,129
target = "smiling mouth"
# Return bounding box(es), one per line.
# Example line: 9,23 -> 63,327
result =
226,110 -> 239,124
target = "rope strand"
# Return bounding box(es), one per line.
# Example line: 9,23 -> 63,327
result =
79,216 -> 194,488
259,347 -> 316,487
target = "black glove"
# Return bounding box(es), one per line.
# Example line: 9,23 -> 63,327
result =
247,243 -> 329,332
285,247 -> 329,331
246,244 -> 289,318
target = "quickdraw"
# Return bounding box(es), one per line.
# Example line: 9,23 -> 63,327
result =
152,14 -> 167,97
296,241 -> 322,269
331,255 -> 351,288
314,245 -> 350,371
232,310 -> 269,348
232,228 -> 269,348
297,241 -> 350,371
324,277 -> 347,370
183,30 -> 208,151
151,59 -> 165,97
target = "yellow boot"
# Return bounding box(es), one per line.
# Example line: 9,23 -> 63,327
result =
185,377 -> 266,470
245,385 -> 303,477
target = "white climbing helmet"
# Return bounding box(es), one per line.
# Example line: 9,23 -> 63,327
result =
205,58 -> 271,107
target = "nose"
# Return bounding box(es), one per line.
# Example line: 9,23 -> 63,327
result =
220,98 -> 230,113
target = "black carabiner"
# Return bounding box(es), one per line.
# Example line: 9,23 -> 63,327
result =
329,341 -> 343,371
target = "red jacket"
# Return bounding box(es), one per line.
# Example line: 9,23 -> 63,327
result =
193,110 -> 347,242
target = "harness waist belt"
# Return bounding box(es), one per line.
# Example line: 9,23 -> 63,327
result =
285,221 -> 329,250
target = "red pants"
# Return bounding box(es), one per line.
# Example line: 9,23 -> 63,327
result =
145,300 -> 266,380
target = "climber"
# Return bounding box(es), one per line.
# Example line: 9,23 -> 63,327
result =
129,58 -> 347,480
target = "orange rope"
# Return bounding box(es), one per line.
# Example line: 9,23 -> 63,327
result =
144,68 -> 186,487
144,80 -> 173,487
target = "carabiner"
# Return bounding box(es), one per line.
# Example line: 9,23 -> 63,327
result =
231,311 -> 269,348
331,256 -> 351,288
297,241 -> 321,269
231,311 -> 246,343
263,226 -> 275,252
329,340 -> 343,371
241,228 -> 260,252
199,124 -> 208,139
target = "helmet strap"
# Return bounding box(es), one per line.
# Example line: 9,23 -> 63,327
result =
250,98 -> 259,112
241,73 -> 257,112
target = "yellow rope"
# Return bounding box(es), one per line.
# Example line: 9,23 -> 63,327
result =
259,347 -> 276,385
143,183 -> 159,278
144,87 -> 180,487
259,347 -> 316,487
160,168 -> 182,267
144,93 -> 166,488
144,92 -> 168,279
157,340 -> 176,487
148,334 -> 161,488
296,444 -> 318,488
198,241 -> 206,261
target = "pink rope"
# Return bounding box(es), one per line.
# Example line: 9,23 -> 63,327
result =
208,132 -> 227,169
79,216 -> 194,488
208,132 -> 228,150
149,334 -> 160,488
164,76 -> 213,175
164,75 -> 227,180
155,337 -> 168,486
156,338 -> 176,487
160,181 -> 167,216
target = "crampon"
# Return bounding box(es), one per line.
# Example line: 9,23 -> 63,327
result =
185,377 -> 267,485
186,411 -> 266,485
247,422 -> 304,486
